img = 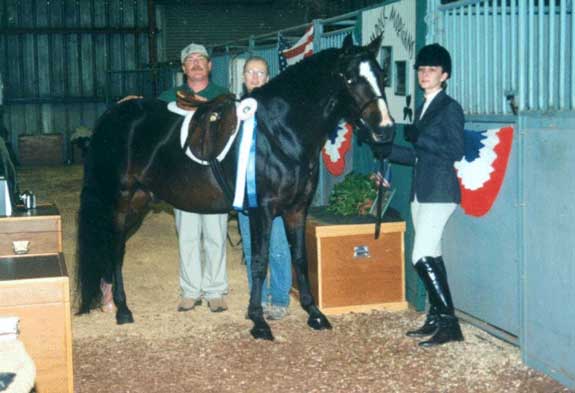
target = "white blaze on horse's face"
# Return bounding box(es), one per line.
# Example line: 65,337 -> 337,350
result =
359,61 -> 393,128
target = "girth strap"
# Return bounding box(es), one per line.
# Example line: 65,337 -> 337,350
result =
209,159 -> 235,206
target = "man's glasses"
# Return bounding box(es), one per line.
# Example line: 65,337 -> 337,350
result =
244,69 -> 267,78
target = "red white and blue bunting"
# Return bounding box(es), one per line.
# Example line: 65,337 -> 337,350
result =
454,126 -> 514,217
322,120 -> 352,176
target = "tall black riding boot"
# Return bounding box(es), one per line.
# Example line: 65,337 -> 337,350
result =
414,257 -> 464,347
406,257 -> 439,337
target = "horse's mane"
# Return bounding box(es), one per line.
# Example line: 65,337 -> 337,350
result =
256,48 -> 341,96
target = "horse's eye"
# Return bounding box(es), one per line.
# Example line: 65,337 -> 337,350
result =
346,79 -> 353,85
209,113 -> 220,122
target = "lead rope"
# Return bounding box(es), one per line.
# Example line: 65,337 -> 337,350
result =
374,158 -> 390,239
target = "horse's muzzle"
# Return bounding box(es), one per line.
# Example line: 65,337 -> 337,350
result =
371,124 -> 395,144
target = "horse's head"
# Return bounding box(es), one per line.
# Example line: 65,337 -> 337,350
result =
336,34 -> 395,147
186,94 -> 238,160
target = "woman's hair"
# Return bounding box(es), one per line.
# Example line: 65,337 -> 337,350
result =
243,56 -> 269,73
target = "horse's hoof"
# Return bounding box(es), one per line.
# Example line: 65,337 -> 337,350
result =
116,312 -> 134,325
250,326 -> 274,341
307,314 -> 332,330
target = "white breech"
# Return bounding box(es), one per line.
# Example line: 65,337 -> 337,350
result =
410,197 -> 457,264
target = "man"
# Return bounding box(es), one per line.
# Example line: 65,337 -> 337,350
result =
158,43 -> 230,313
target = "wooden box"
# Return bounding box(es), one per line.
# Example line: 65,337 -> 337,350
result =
296,210 -> 407,314
0,205 -> 62,257
18,133 -> 64,166
0,253 -> 74,393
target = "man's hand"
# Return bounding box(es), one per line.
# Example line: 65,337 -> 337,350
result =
117,95 -> 143,104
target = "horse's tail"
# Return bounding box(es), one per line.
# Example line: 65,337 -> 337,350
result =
76,120 -> 123,315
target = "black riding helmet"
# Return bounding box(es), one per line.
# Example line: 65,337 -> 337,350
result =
413,43 -> 452,78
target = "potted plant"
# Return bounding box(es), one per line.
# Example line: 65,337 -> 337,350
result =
327,172 -> 378,217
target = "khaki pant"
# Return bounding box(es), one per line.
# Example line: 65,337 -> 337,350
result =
174,209 -> 228,300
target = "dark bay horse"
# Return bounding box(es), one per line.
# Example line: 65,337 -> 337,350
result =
77,34 -> 395,340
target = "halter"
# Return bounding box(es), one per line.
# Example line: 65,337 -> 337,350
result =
358,95 -> 386,116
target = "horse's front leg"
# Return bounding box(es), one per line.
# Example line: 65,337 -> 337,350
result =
247,211 -> 274,340
284,210 -> 332,331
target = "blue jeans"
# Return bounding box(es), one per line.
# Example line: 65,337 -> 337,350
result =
238,213 -> 292,307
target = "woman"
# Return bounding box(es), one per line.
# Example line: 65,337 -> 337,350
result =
238,56 -> 292,320
388,44 -> 465,347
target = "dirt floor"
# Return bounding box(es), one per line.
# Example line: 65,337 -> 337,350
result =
17,165 -> 574,393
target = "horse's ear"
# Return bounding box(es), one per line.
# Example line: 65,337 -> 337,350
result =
366,34 -> 383,57
342,34 -> 354,53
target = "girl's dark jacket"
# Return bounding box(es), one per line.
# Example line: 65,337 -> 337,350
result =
388,90 -> 465,203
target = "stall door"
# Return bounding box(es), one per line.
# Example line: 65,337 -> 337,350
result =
443,123 -> 521,338
520,115 -> 575,388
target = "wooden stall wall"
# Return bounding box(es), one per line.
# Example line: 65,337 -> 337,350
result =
0,0 -> 152,163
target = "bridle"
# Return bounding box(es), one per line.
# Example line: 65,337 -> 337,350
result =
337,72 -> 393,240
358,95 -> 387,116
355,95 -> 389,134
336,71 -> 389,135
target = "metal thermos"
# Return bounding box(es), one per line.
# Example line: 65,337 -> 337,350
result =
21,191 -> 36,209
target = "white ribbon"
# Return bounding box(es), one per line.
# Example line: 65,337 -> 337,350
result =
232,98 -> 258,210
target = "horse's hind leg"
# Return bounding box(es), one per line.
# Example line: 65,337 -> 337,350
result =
111,230 -> 134,324
110,190 -> 149,324
284,210 -> 332,331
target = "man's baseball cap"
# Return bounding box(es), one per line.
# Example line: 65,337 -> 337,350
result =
180,43 -> 209,63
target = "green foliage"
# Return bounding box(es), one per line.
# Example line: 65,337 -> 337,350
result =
327,172 -> 376,216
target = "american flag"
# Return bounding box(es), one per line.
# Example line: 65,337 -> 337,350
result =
278,25 -> 314,72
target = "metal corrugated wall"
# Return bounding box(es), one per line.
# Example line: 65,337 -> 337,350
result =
162,4 -> 306,62
250,45 -> 279,77
428,0 -> 574,115
0,0 -> 151,160
210,54 -> 230,90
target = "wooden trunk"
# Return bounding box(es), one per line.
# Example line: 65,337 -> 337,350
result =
0,253 -> 74,393
18,133 -> 64,166
0,205 -> 62,257
296,211 -> 407,314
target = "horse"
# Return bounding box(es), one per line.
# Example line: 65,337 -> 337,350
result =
76,34 -> 395,340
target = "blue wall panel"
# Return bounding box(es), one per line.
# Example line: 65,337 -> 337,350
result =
443,122 -> 520,337
210,55 -> 230,91
520,112 -> 575,389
